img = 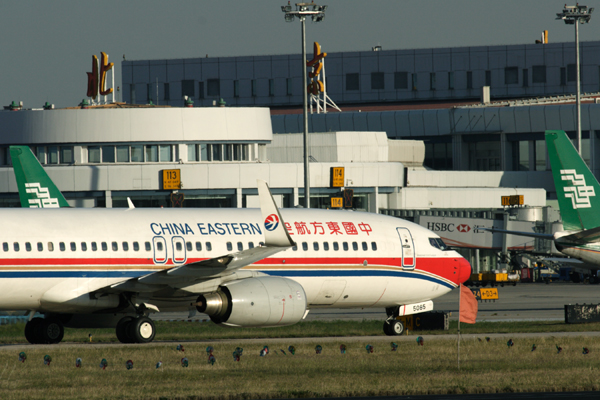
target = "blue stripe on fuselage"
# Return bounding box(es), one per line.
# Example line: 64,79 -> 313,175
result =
260,269 -> 456,289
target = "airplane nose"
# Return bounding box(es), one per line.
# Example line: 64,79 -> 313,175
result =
457,257 -> 472,284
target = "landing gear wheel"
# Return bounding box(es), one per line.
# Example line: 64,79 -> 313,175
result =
116,316 -> 135,343
40,318 -> 64,344
24,318 -> 43,344
383,320 -> 404,336
128,317 -> 155,343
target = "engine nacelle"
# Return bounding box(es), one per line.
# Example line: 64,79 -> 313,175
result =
196,277 -> 307,327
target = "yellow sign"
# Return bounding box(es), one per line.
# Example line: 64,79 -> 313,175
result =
331,197 -> 343,208
162,169 -> 181,190
86,52 -> 114,99
331,167 -> 344,188
479,288 -> 499,301
501,195 -> 524,206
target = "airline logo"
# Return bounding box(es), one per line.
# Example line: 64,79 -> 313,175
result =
560,169 -> 595,209
24,183 -> 60,208
264,214 -> 280,231
457,224 -> 471,233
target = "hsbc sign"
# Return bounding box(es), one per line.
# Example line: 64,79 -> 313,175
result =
426,222 -> 479,233
420,216 -> 537,250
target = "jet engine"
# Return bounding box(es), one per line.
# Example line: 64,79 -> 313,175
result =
196,277 -> 307,327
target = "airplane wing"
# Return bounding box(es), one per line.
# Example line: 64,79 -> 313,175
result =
107,179 -> 294,293
477,227 -> 555,240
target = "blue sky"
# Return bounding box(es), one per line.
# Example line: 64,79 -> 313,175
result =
0,1 -> 596,108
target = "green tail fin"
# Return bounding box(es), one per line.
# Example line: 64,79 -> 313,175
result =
546,130 -> 600,231
10,146 -> 70,208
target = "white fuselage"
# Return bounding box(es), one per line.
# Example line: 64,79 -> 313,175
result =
0,207 -> 470,314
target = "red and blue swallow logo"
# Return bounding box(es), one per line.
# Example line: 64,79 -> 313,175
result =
264,214 -> 279,231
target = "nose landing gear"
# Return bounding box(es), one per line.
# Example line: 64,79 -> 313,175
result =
383,306 -> 404,336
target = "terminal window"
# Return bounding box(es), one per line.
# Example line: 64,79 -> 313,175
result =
394,72 -> 408,89
430,73 -> 436,91
164,83 -> 170,101
198,82 -> 204,99
346,73 -> 359,91
181,80 -> 195,98
371,72 -> 384,90
522,69 -> 529,87
567,64 -> 579,82
207,79 -> 220,97
466,71 -> 473,89
504,67 -> 518,85
532,66 -> 546,83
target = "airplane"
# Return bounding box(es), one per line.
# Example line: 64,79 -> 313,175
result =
4,145 -> 471,344
482,130 -> 600,282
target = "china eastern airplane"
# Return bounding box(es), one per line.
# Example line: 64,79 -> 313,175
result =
483,130 -> 600,281
5,146 -> 471,344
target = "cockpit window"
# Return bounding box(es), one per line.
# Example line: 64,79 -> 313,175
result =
429,238 -> 448,251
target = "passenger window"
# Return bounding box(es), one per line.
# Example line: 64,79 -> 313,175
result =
323,242 -> 329,251
196,242 -> 202,251
37,242 -> 43,252
122,242 -> 129,251
248,242 -> 254,249
14,243 -> 19,252
25,242 -> 32,252
292,245 -> 298,251
81,242 -> 87,251
59,242 -> 65,252
102,242 -> 108,251
186,242 -> 192,251
156,242 -> 163,251
206,242 -> 212,251
91,242 -> 97,251
48,242 -> 54,252
352,242 -> 358,251
175,242 -> 182,251
145,242 -> 151,251
343,242 -> 349,251
70,242 -> 76,251
371,242 -> 377,251
2,243 -> 7,252
133,242 -> 139,251
237,242 -> 243,251
313,242 -> 319,251
362,242 -> 368,251
333,242 -> 339,251
112,242 -> 118,251
302,242 -> 308,251
226,242 -> 232,251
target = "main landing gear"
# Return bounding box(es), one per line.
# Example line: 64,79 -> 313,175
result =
383,306 -> 404,336
115,315 -> 156,343
25,317 -> 64,344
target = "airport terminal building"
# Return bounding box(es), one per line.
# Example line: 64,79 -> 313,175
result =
5,39 -> 598,272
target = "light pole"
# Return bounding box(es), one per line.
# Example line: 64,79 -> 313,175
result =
282,2 -> 327,208
557,4 -> 594,155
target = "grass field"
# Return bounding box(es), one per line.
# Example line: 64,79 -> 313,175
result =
2,334 -> 600,399
1,320 -> 600,399
1,319 -> 600,344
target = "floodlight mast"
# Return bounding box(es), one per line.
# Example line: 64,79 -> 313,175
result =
282,2 -> 327,208
557,4 -> 594,155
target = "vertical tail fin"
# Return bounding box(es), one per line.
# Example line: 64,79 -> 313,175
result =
546,130 -> 600,231
10,146 -> 70,208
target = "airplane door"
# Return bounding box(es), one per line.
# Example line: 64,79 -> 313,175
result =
396,227 -> 415,270
153,236 -> 167,264
171,236 -> 186,264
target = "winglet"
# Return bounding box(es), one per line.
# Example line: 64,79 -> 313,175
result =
257,179 -> 295,247
10,146 -> 70,208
